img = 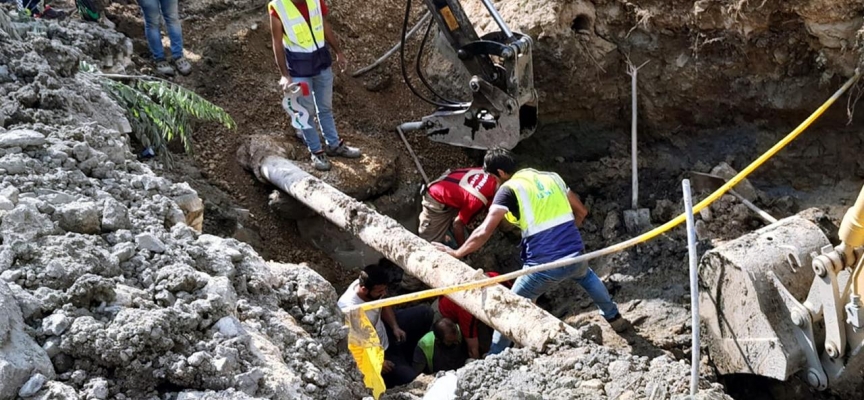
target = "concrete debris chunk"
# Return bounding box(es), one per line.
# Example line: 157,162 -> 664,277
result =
0,130 -> 45,149
135,233 -> 166,253
57,202 -> 101,234
17,373 -> 47,398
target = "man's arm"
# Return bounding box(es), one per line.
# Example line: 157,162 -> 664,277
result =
269,14 -> 290,78
443,207 -> 506,259
322,19 -> 343,56
567,190 -> 588,227
465,337 -> 480,359
452,217 -> 466,246
381,306 -> 406,342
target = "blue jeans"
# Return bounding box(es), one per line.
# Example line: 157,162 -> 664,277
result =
138,0 -> 184,61
292,68 -> 341,154
488,259 -> 619,355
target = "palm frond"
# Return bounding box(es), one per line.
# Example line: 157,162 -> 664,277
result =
79,61 -> 236,162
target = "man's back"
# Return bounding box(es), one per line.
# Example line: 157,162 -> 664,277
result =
492,168 -> 584,265
427,168 -> 498,224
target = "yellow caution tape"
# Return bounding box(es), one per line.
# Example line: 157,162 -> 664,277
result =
344,71 -> 862,313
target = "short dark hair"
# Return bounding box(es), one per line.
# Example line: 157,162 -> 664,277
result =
433,318 -> 459,340
483,148 -> 518,176
359,263 -> 390,289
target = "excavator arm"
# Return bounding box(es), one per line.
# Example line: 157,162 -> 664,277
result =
401,0 -> 538,150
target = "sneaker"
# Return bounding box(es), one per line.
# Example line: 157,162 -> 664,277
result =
311,151 -> 331,171
38,6 -> 67,20
325,140 -> 361,159
155,61 -> 175,76
606,314 -> 631,333
174,57 -> 192,76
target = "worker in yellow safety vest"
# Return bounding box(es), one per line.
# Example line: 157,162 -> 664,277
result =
268,0 -> 361,171
435,148 -> 631,355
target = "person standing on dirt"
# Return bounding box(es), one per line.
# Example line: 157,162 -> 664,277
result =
418,167 -> 499,248
137,0 -> 192,76
337,259 -> 434,388
268,0 -> 361,171
434,148 -> 630,355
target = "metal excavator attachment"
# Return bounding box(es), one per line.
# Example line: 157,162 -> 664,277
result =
401,0 -> 538,150
700,185 -> 864,396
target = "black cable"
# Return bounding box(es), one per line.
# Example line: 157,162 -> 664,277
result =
416,17 -> 463,105
400,0 -> 458,108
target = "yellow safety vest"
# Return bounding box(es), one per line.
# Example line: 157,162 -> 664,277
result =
502,169 -> 574,237
268,0 -> 325,52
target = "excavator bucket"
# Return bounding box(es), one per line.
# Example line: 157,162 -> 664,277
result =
699,214 -> 830,381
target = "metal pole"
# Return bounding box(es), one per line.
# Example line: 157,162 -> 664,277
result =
631,65 -> 638,210
683,179 -> 700,396
479,0 -> 514,39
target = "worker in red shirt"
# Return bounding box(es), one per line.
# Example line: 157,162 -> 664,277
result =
438,271 -> 511,359
419,168 -> 499,247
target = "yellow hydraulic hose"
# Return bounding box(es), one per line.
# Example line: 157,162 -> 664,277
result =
351,71 -> 863,313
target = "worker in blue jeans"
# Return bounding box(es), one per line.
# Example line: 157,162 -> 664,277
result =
268,0 -> 360,171
137,0 -> 191,76
435,148 -> 630,355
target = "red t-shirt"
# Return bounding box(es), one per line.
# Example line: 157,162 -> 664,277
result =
438,272 -> 504,339
427,168 -> 498,225
269,0 -> 329,22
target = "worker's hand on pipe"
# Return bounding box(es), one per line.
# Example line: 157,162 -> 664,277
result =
335,52 -> 348,74
382,360 -> 394,374
432,242 -> 457,257
279,76 -> 292,92
393,327 -> 407,343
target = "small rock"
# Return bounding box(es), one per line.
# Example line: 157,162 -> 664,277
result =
213,316 -> 246,339
188,351 -> 208,367
0,129 -> 46,148
602,211 -> 620,240
35,189 -> 75,205
42,313 -> 71,336
101,199 -> 130,232
0,196 -> 14,211
695,220 -> 709,240
235,368 -> 264,395
711,162 -> 758,202
85,378 -> 109,400
111,242 -> 136,262
136,233 -> 166,253
731,203 -> 750,222
18,373 -> 47,398
0,186 -> 19,204
580,379 -> 605,392
699,206 -> 713,222
652,199 -> 676,222
57,202 -> 101,234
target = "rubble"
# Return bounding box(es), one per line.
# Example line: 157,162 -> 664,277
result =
0,9 -> 368,400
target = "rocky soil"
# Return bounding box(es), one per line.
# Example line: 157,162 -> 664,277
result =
0,8 -> 367,399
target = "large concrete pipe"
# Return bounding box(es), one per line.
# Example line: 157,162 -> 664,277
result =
237,137 -> 578,352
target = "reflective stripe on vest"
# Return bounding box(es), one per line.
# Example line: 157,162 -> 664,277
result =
268,0 -> 325,52
502,169 -> 574,237
429,168 -> 494,206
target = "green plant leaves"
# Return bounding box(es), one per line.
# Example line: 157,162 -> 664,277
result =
78,61 -> 236,163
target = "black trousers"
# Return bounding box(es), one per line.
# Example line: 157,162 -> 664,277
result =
381,304 -> 433,388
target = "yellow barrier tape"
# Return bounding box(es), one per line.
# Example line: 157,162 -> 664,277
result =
344,72 -> 862,314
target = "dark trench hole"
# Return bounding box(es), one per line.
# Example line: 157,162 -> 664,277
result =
571,15 -> 592,34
